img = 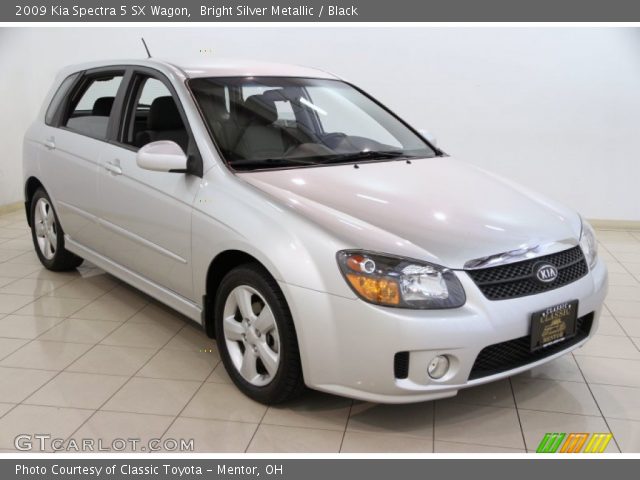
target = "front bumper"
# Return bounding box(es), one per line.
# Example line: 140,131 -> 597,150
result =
281,257 -> 608,403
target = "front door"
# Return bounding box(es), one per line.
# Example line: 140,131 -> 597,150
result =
97,71 -> 201,300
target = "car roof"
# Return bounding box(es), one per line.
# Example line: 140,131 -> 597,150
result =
59,58 -> 340,80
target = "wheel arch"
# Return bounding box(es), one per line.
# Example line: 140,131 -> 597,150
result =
203,249 -> 281,339
24,176 -> 45,227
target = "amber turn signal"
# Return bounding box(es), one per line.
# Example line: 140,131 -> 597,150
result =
346,273 -> 400,306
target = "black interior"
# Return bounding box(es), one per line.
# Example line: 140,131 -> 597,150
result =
91,97 -> 115,116
195,84 -> 399,166
134,96 -> 189,152
203,87 -> 328,162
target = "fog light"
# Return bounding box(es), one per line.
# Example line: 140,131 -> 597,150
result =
427,355 -> 449,379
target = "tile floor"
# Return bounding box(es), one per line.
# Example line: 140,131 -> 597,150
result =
0,208 -> 639,453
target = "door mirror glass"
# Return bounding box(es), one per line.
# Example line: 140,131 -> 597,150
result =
418,129 -> 437,147
136,140 -> 188,173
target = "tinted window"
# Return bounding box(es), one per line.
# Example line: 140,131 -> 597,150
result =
65,74 -> 124,140
137,78 -> 171,107
121,75 -> 189,153
45,73 -> 78,126
190,77 -> 436,171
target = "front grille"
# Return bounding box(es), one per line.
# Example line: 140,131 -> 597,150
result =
468,313 -> 593,380
394,351 -> 410,379
467,246 -> 588,301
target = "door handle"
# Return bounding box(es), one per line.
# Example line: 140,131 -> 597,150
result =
104,161 -> 122,175
44,138 -> 56,150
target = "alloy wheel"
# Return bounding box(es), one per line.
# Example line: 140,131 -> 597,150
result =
33,197 -> 57,260
222,285 -> 281,387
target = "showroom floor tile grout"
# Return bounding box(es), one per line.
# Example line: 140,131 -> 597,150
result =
508,378 -> 529,452
62,309 -> 182,444
337,400 -> 354,453
600,242 -> 640,287
156,360 -> 220,444
516,406 -> 611,419
158,413 -> 259,427
0,277 -> 119,317
0,309 -> 88,364
0,278 -> 132,368
243,397 -> 274,453
573,355 -> 623,452
0,364 -> 134,376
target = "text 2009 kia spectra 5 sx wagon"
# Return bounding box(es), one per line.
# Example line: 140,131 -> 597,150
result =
23,59 -> 607,404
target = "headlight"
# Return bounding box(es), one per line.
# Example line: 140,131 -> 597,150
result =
336,250 -> 466,309
579,218 -> 598,270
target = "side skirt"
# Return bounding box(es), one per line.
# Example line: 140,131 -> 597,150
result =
65,236 -> 203,324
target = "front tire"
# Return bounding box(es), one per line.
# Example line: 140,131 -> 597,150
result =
214,264 -> 304,404
29,188 -> 83,271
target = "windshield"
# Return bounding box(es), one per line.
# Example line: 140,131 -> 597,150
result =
188,77 -> 437,171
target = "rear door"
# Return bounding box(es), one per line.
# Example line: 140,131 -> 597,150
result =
97,68 -> 202,300
42,68 -> 127,253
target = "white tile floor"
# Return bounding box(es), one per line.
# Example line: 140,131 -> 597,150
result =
0,208 -> 639,453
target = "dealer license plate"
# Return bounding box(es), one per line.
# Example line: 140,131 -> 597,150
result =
530,300 -> 578,351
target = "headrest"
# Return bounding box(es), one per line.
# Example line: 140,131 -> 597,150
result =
243,94 -> 278,125
208,90 -> 230,122
148,96 -> 184,131
262,88 -> 290,103
92,97 -> 115,116
192,83 -> 229,121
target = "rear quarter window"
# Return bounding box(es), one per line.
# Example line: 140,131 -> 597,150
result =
44,73 -> 79,126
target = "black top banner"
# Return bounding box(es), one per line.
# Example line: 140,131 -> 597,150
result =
5,0 -> 640,22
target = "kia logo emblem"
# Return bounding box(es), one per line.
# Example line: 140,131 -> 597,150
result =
534,263 -> 558,283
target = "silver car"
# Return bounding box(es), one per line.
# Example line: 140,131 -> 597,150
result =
23,59 -> 607,404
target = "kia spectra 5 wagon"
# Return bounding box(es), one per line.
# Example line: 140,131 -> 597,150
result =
23,59 -> 608,403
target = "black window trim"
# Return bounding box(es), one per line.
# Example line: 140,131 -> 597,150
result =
45,72 -> 81,127
45,64 -> 203,178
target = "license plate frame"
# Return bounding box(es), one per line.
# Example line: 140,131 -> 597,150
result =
530,300 -> 579,352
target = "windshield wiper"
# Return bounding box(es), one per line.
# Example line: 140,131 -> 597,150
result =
319,150 -> 414,165
231,157 -> 321,171
231,151 -> 417,171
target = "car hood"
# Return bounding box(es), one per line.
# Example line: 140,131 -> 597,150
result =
238,157 -> 582,269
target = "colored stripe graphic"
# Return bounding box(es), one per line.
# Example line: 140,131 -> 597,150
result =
537,433 -> 613,453
560,433 -> 589,453
584,433 -> 613,453
536,433 -> 566,453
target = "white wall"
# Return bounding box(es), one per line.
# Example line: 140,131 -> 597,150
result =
1,27 -> 639,220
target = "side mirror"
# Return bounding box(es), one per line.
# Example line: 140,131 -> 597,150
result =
418,129 -> 437,147
136,141 -> 188,173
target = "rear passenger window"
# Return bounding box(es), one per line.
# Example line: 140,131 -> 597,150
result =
274,100 -> 296,124
64,74 -> 123,140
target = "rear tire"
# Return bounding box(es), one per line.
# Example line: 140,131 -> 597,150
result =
29,188 -> 83,271
214,263 -> 304,404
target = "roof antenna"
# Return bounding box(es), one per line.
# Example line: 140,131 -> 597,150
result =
141,37 -> 152,58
